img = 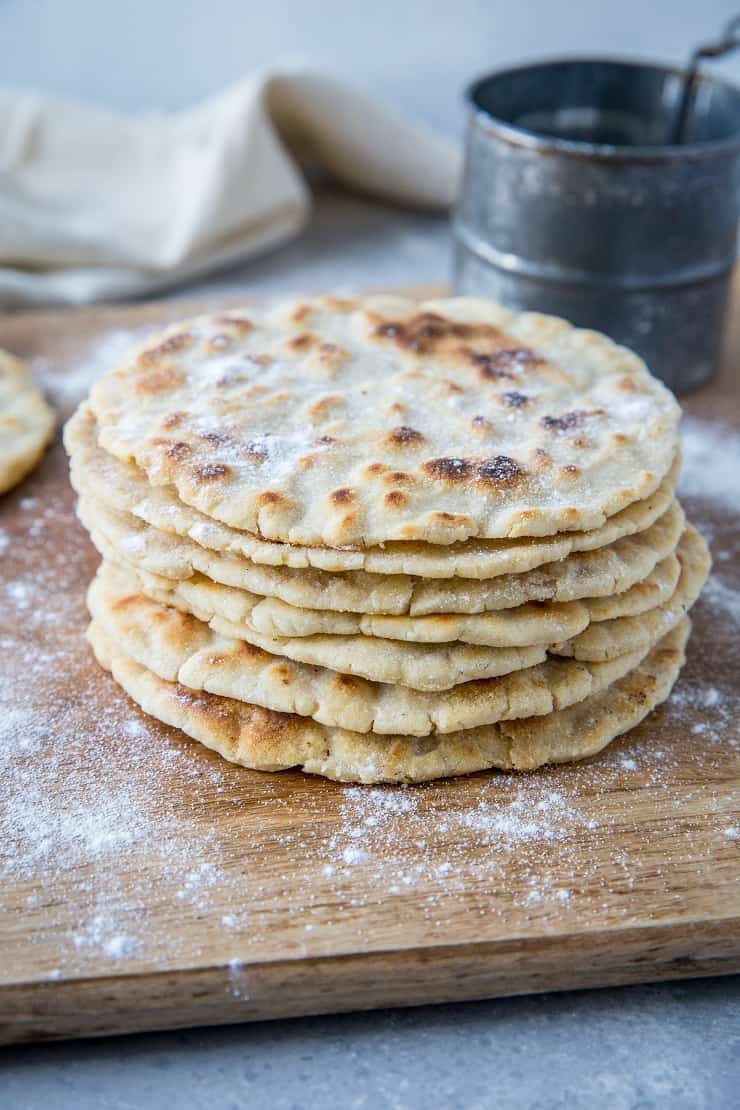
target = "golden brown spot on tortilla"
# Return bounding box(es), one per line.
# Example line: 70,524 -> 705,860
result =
272,663 -> 294,685
385,425 -> 425,448
241,384 -> 267,400
476,456 -> 526,486
612,432 -> 630,445
203,431 -> 267,463
433,511 -> 469,525
308,395 -> 343,420
501,390 -> 529,407
541,409 -> 605,432
465,347 -> 544,381
290,304 -> 312,325
110,593 -> 140,613
213,315 -> 253,332
237,640 -> 268,662
150,436 -> 190,461
135,365 -> 186,394
317,342 -> 345,364
329,487 -> 354,505
172,683 -> 211,708
243,702 -> 293,744
286,332 -> 315,352
240,439 -> 268,462
198,429 -> 230,448
204,652 -> 227,666
334,671 -> 361,690
138,333 -> 191,367
257,490 -> 288,507
164,440 -> 191,461
323,296 -> 356,312
446,381 -> 465,394
617,375 -> 640,392
384,489 -> 407,508
560,464 -> 581,477
364,462 -> 387,477
161,411 -> 185,429
423,457 -> 473,481
422,454 -> 526,487
193,462 -> 229,483
372,311 -> 510,357
471,415 -> 493,433
383,470 -> 412,485
314,435 -> 339,447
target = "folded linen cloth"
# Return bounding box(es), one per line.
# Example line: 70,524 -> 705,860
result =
0,68 -> 460,307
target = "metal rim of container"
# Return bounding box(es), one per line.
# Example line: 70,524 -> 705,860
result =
466,55 -> 740,161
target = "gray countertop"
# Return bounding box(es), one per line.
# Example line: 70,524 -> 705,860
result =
2,189 -> 739,1108
4,979 -> 740,1109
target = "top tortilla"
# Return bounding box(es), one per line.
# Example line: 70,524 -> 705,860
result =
87,294 -> 680,547
66,404 -> 679,579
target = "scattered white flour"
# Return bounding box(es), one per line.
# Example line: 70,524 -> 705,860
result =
33,328 -> 145,418
227,959 -> 250,1001
73,915 -> 138,960
702,575 -> 740,626
679,416 -> 740,512
342,845 -> 369,866
5,581 -> 32,610
102,935 -> 137,960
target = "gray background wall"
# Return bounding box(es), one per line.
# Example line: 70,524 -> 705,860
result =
4,0 -> 740,132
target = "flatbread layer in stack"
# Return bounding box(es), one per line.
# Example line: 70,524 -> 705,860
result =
65,295 -> 709,783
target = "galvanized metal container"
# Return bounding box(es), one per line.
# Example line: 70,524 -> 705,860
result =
453,59 -> 740,391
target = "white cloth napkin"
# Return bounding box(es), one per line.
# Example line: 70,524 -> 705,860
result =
0,68 -> 460,307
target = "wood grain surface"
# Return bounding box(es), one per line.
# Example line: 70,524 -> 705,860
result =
0,286 -> 738,1045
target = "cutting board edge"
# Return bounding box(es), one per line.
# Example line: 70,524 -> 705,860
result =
3,915 -> 739,1045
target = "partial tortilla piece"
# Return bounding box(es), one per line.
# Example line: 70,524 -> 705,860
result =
0,350 -> 54,494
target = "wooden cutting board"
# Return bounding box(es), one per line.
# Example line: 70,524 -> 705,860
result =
1,288 -> 739,1046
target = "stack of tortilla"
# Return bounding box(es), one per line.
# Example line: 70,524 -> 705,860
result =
65,295 -> 709,784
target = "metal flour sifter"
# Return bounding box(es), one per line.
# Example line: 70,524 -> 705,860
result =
454,17 -> 740,391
